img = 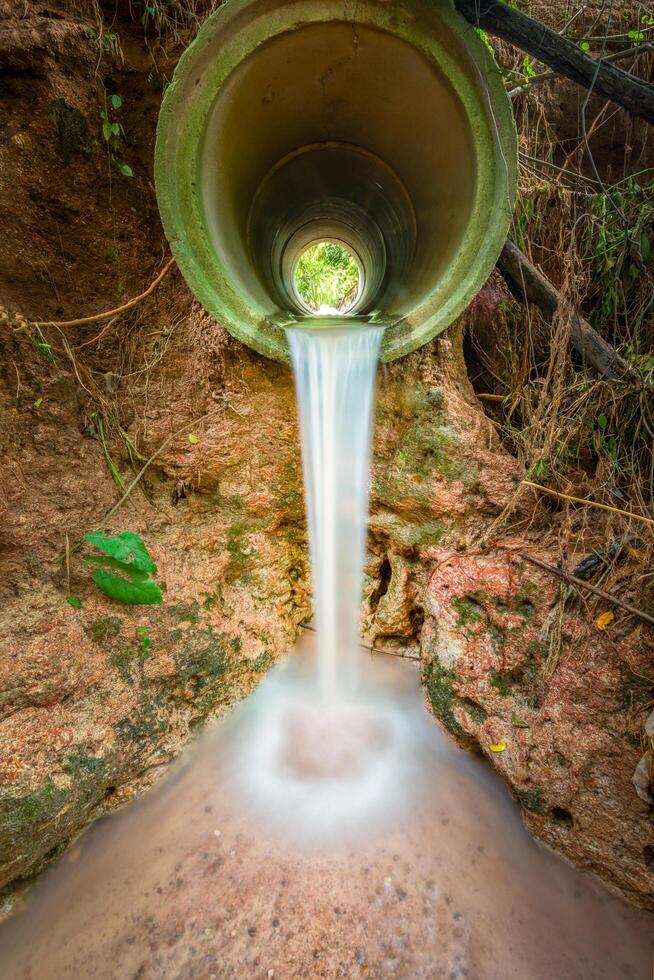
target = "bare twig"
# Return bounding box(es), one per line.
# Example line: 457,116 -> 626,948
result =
522,479 -> 654,527
519,552 -> 654,627
301,625 -> 419,660
59,407 -> 222,560
95,408 -> 218,531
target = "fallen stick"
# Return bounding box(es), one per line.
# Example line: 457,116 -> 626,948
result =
522,479 -> 654,527
453,0 -> 654,126
519,552 -> 654,627
497,240 -> 639,383
301,624 -> 420,660
33,257 -> 175,329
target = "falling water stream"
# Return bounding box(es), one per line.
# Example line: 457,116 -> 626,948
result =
1,325 -> 652,978
287,324 -> 383,696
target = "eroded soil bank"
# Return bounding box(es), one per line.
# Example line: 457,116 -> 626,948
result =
0,0 -> 653,918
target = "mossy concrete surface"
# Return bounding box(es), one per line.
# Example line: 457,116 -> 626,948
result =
154,0 -> 517,362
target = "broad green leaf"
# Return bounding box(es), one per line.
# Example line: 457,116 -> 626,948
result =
66,595 -> 82,608
90,567 -> 162,605
84,530 -> 157,573
597,413 -> 608,430
111,93 -> 122,109
115,159 -> 133,177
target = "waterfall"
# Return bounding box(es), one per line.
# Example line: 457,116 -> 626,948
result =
287,324 -> 384,695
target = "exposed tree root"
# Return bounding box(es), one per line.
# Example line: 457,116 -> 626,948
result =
32,257 -> 176,330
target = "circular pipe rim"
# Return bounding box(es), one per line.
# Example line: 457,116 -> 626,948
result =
155,0 -> 517,363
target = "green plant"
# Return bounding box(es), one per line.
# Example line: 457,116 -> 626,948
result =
139,626 -> 151,654
100,94 -> 133,178
294,241 -> 360,312
83,531 -> 163,605
31,334 -> 57,366
93,412 -> 126,492
521,57 -> 537,83
83,25 -> 121,56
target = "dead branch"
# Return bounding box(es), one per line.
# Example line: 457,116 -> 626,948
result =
453,0 -> 654,125
519,552 -> 654,627
521,480 -> 654,527
508,41 -> 654,99
497,239 -> 639,383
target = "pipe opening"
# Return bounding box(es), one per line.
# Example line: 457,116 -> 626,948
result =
155,0 -> 517,360
293,240 -> 363,316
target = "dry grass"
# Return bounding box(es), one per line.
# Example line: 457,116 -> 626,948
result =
466,5 -> 654,631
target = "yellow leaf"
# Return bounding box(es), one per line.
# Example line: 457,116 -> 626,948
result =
627,547 -> 647,561
595,610 -> 614,631
33,397 -> 42,408
488,741 -> 506,753
188,433 -> 198,444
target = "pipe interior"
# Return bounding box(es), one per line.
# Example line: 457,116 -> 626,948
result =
201,22 -> 476,320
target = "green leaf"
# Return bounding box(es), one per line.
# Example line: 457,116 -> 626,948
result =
114,159 -> 133,177
90,567 -> 162,605
579,40 -> 590,51
111,93 -> 122,109
511,712 -> 528,728
84,531 -> 157,573
66,595 -> 82,609
597,413 -> 608,430
102,119 -> 113,141
641,232 -> 650,264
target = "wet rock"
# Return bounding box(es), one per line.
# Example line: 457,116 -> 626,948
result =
633,711 -> 654,804
421,550 -> 654,909
368,552 -> 414,640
